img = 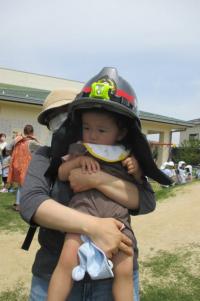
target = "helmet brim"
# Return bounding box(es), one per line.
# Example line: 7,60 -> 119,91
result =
69,97 -> 141,127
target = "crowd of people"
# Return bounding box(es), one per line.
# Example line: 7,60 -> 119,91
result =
160,160 -> 198,185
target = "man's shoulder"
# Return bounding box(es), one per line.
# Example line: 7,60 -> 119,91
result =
28,139 -> 40,153
34,145 -> 51,158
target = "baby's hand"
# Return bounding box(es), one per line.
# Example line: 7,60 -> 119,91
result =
78,156 -> 100,174
122,155 -> 143,182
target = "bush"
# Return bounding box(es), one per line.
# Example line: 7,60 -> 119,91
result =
171,139 -> 200,165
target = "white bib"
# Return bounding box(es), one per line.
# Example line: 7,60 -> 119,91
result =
83,143 -> 130,162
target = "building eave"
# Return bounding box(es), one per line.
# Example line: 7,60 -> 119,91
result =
140,110 -> 193,127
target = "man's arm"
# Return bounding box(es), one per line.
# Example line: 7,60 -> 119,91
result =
68,168 -> 139,209
20,147 -> 132,257
33,199 -> 132,258
69,168 -> 155,213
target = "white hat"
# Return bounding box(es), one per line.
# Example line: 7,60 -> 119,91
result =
166,161 -> 174,167
38,89 -> 77,125
178,161 -> 186,168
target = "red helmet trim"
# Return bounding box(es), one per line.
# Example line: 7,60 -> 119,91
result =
116,89 -> 135,104
83,86 -> 91,93
83,86 -> 135,104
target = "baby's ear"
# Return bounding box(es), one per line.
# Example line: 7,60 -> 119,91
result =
117,128 -> 128,141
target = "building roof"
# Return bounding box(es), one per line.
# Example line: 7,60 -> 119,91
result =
188,118 -> 200,125
139,110 -> 193,127
0,83 -> 49,105
0,84 -> 193,127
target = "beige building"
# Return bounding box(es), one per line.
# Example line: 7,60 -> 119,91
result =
180,118 -> 200,143
0,67 -> 192,166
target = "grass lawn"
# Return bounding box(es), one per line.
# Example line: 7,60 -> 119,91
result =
140,246 -> 200,301
151,179 -> 199,202
0,284 -> 28,301
0,191 -> 27,233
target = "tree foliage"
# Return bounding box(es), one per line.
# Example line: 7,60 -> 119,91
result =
171,139 -> 200,165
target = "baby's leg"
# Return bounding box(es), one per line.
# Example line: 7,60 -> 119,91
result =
112,251 -> 134,301
47,233 -> 82,301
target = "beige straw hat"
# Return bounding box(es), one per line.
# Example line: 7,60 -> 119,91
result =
38,89 -> 77,125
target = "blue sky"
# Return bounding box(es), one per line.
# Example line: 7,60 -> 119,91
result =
1,0 -> 200,121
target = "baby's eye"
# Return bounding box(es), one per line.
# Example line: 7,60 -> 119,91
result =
83,126 -> 89,130
99,129 -> 106,133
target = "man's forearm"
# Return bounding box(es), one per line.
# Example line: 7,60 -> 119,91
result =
96,172 -> 139,209
32,198 -> 133,257
69,169 -> 139,209
33,199 -> 96,235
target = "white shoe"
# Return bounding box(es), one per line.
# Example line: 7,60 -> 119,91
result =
0,188 -> 8,193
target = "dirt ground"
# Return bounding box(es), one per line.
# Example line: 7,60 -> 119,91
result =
0,182 -> 200,293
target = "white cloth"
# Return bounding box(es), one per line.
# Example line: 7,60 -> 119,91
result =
72,235 -> 114,281
178,168 -> 187,184
83,143 -> 130,162
162,168 -> 175,178
2,155 -> 10,177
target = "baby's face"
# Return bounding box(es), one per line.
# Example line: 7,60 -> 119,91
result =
82,111 -> 124,145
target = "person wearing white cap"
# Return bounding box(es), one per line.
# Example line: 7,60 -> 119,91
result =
185,164 -> 193,182
20,85 -> 156,301
177,161 -> 187,184
161,161 -> 176,185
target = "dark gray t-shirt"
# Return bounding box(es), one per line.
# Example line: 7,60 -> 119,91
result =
20,146 -> 155,280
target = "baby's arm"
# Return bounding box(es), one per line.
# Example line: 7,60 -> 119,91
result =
58,155 -> 100,181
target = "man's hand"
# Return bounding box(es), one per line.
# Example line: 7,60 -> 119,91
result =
89,217 -> 133,258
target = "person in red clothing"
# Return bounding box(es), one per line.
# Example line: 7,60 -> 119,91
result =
8,124 -> 40,211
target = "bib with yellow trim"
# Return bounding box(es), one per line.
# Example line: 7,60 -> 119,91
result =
83,143 -> 130,163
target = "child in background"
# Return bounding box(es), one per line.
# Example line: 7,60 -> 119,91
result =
177,161 -> 187,184
0,148 -> 10,193
0,133 -> 7,182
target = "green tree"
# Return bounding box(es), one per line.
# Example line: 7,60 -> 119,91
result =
171,139 -> 200,165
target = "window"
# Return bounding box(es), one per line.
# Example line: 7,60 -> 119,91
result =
189,133 -> 199,140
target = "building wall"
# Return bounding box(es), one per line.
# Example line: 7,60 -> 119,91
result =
180,125 -> 200,143
0,100 -> 51,145
0,99 -> 183,166
141,120 -> 174,167
0,68 -> 83,91
0,67 -> 83,146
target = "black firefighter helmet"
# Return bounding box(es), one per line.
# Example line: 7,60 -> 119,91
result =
68,67 -> 172,186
